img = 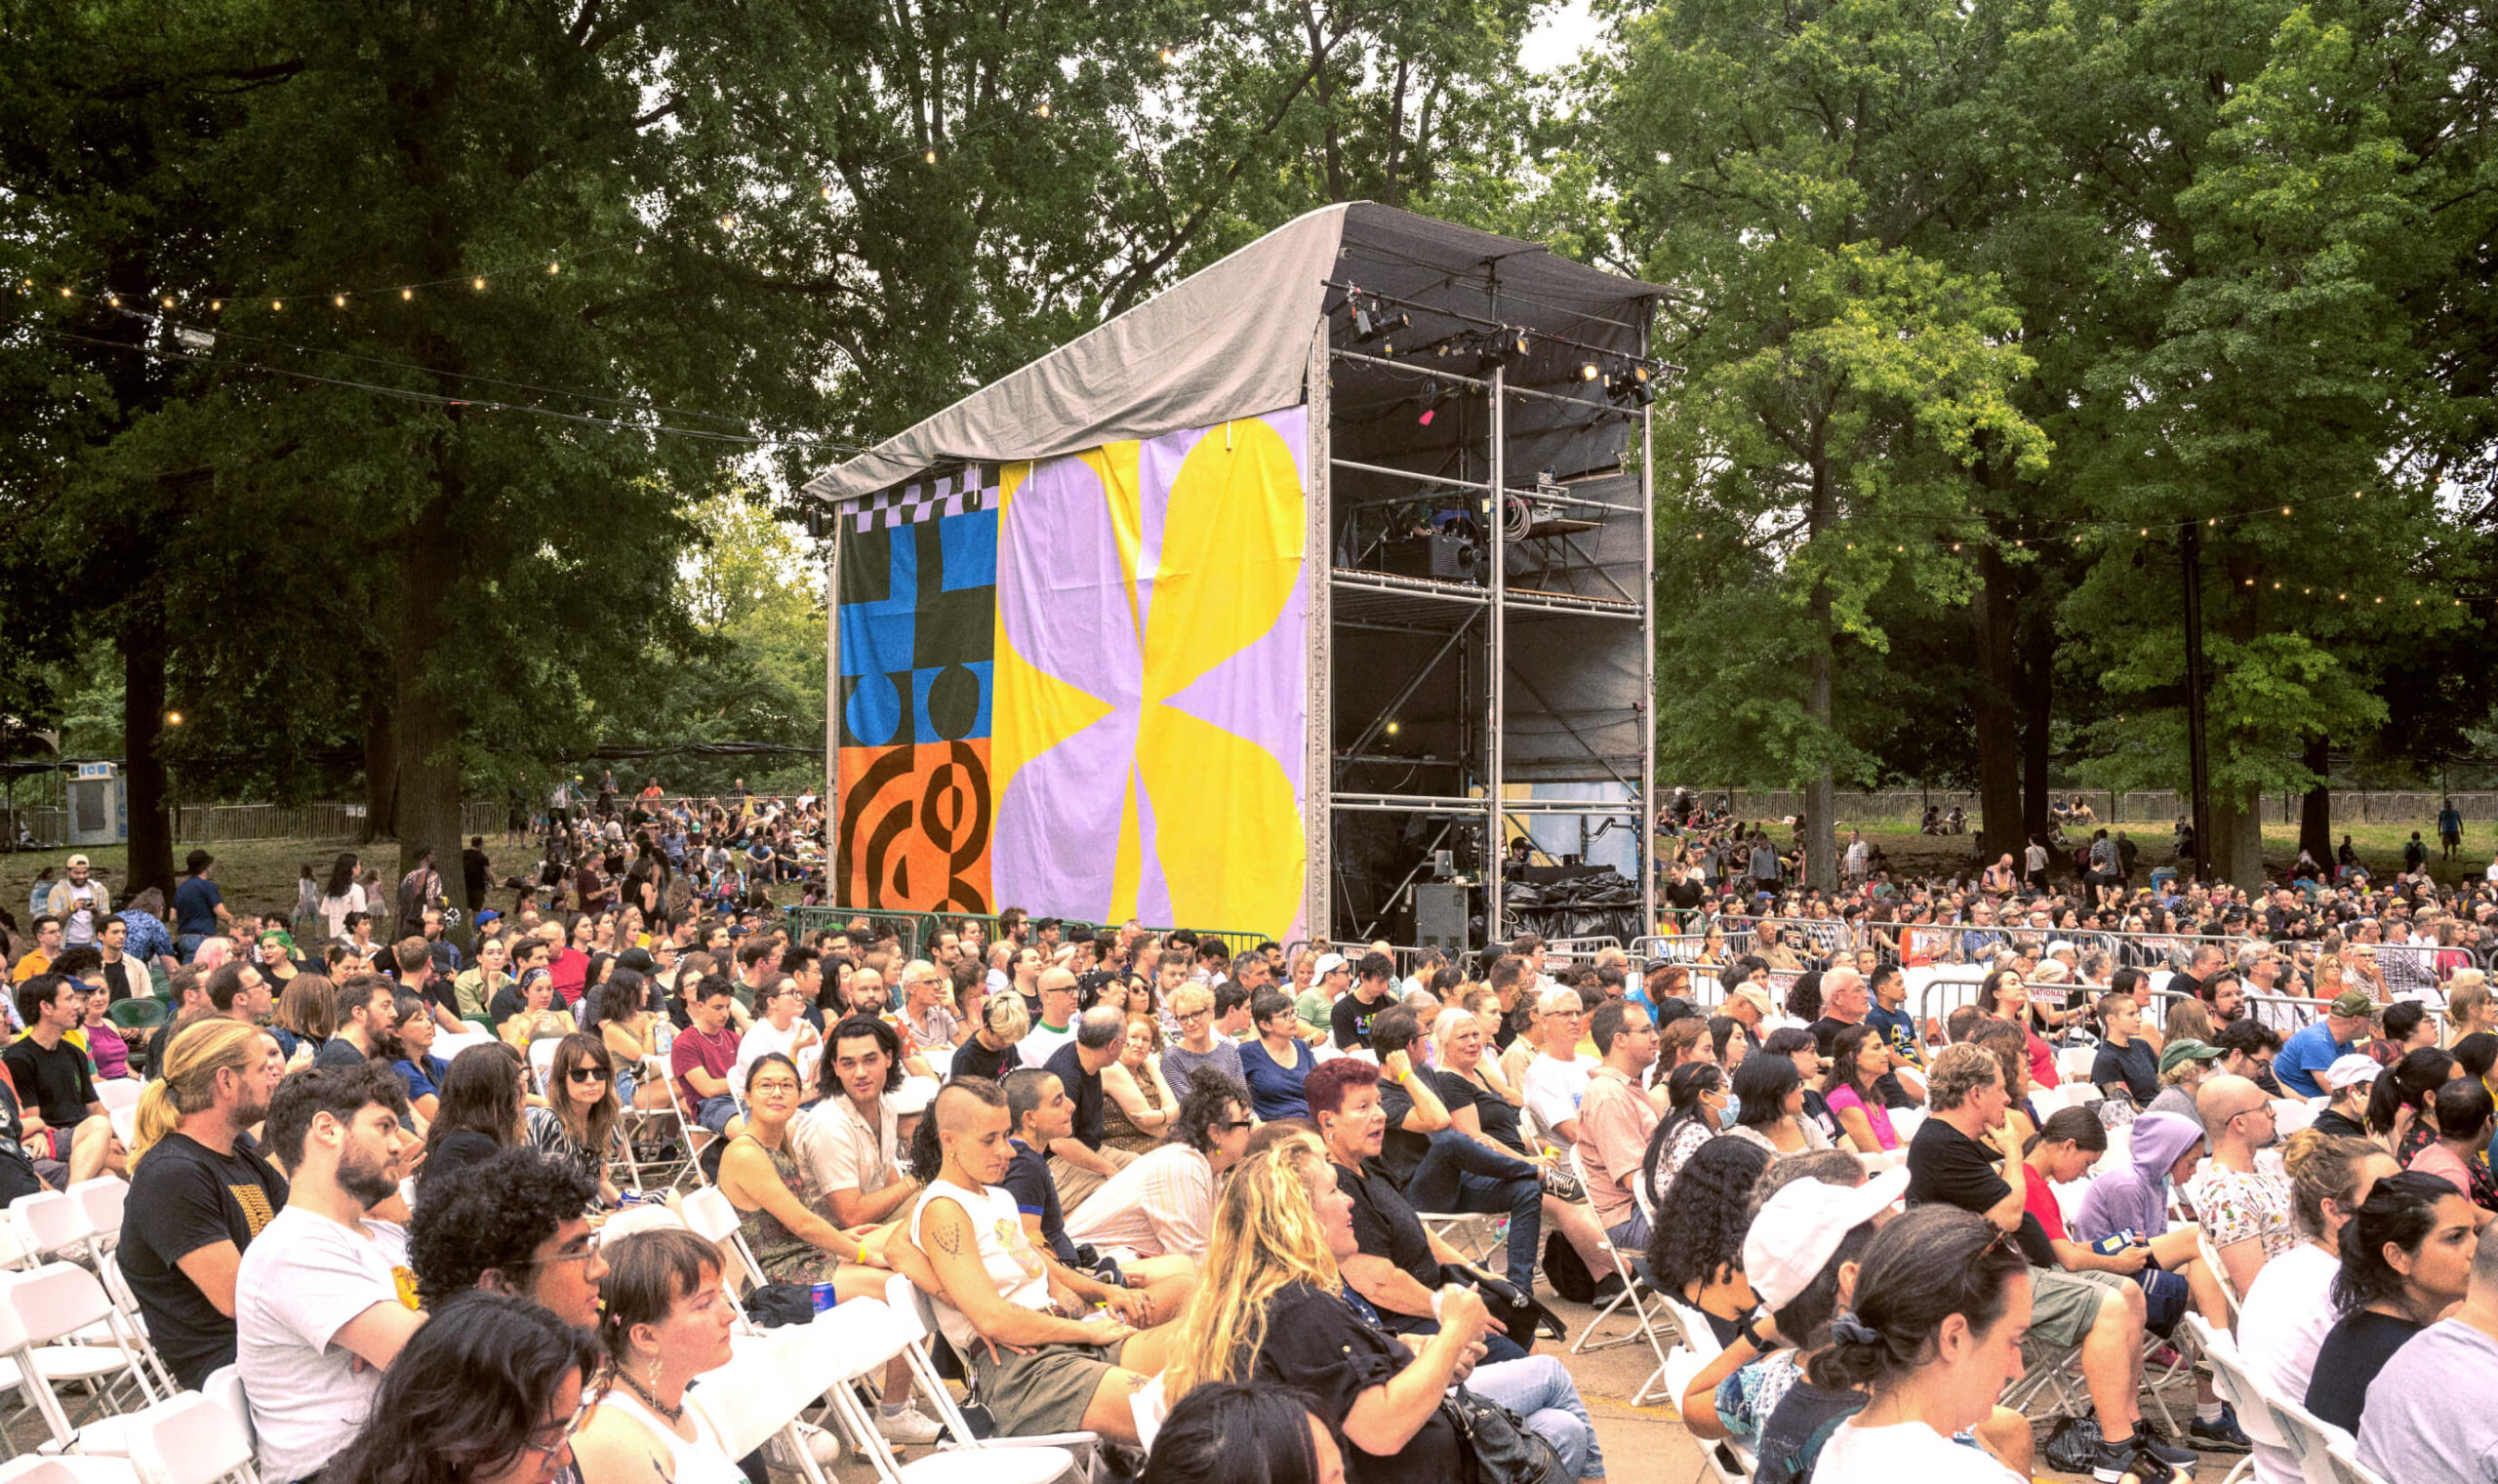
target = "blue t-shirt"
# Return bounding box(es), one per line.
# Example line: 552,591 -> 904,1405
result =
2274,1021 -> 2354,1099
1238,1036 -> 1313,1120
1864,1003 -> 1919,1063
393,1054 -> 451,1103
1000,1139 -> 1080,1265
172,877 -> 223,936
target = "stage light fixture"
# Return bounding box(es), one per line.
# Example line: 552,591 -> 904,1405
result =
1578,360 -> 1600,381
1475,326 -> 1531,368
1607,363 -> 1656,405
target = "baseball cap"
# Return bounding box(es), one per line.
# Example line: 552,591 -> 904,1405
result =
1729,983 -> 1774,1017
1313,952 -> 1350,978
473,909 -> 502,926
2158,1039 -> 2223,1075
1744,1170 -> 1910,1312
65,854 -> 89,868
2322,1054 -> 2382,1092
2045,941 -> 2077,958
2329,988 -> 2374,1019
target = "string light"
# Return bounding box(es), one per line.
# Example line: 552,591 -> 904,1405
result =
333,295 -> 345,307
1036,102 -> 1051,117
820,185 -> 832,201
547,261 -> 559,274
2281,505 -> 2292,515
924,149 -> 937,164
210,300 -> 222,311
270,299 -> 282,310
59,287 -> 69,298
473,277 -> 486,291
401,288 -> 413,300
105,295 -> 118,307
161,297 -> 174,307
1159,47 -> 1175,62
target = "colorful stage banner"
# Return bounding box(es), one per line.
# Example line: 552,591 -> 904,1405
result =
834,409 -> 1309,939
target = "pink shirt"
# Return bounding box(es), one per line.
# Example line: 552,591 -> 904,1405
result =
1573,1066 -> 1660,1230
1825,1082 -> 1897,1150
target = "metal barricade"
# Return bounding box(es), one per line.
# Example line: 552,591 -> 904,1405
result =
1913,968 -> 1993,1041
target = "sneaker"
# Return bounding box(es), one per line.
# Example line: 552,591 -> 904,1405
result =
2091,1428 -> 2196,1483
875,1403 -> 946,1445
2189,1405 -> 2254,1454
763,1422 -> 842,1469
1589,1273 -> 1628,1303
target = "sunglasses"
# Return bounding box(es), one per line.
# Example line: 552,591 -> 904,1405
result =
566,1066 -> 609,1083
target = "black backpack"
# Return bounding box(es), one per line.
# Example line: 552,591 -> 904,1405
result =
1541,1229 -> 1598,1304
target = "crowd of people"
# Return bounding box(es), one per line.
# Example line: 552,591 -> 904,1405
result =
13,792 -> 2498,1484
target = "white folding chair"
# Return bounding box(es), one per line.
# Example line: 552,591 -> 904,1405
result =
196,1369 -> 249,1446
88,1254 -> 176,1395
527,1039 -> 559,1097
682,1320 -> 839,1484
12,1196 -> 95,1266
0,1459 -> 142,1484
802,1299 -> 1083,1484
2188,1313 -> 2278,1484
1661,1345 -> 1754,1484
676,1187 -> 768,1293
122,1391 -> 261,1484
1566,1148 -> 1673,1399
2266,1391 -> 2353,1484
2322,1439 -> 2392,1484
0,1264 -> 164,1450
879,1275 -> 1096,1467
64,1184 -> 126,1259
2198,1224 -> 2245,1325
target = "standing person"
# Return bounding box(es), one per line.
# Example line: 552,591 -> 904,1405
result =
49,853 -> 114,948
172,852 -> 230,959
1807,1206 -> 2035,1481
2440,799 -> 2465,862
318,855 -> 368,943
119,1020 -> 290,1387
461,836 -> 493,913
235,1063 -> 424,1484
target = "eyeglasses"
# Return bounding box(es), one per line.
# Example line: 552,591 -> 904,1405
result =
748,1079 -> 801,1096
566,1066 -> 609,1083
1176,1009 -> 1213,1024
544,1230 -> 604,1263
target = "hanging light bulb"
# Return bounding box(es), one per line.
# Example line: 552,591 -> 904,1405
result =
1159,47 -> 1175,62
1036,101 -> 1051,117
105,295 -> 119,307
161,296 -> 175,307
210,300 -> 222,311
924,149 -> 937,163
474,277 -> 487,290
270,299 -> 282,310
547,261 -> 560,274
333,295 -> 345,307
401,288 -> 413,300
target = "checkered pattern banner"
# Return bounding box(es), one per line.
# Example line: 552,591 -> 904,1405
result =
838,465 -> 999,533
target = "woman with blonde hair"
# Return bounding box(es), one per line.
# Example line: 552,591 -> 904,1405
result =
2444,972 -> 2494,1045
1163,1130 -> 1604,1483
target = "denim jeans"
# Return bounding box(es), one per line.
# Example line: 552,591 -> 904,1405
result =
1467,1354 -> 1604,1478
1403,1129 -> 1543,1284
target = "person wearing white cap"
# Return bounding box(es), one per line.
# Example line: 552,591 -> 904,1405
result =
46,854 -> 110,947
2311,1054 -> 2380,1141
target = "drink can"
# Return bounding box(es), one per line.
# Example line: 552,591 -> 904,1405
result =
811,1281 -> 840,1314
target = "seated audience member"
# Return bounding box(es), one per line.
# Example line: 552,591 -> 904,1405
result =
1238,987 -> 1315,1120
120,1020 -> 289,1387
571,1229 -> 750,1484
1725,1042 -> 1832,1156
1430,1004 -> 1614,1283
1640,1063 -> 1729,1208
322,1292 -> 601,1484
1760,1027 -> 1840,1145
1066,1073 -> 1251,1263
901,1079 -> 1176,1444
2188,1074 -> 2299,1295
1367,1007 -> 1544,1284
2357,1205 -> 2498,1484
2088,991 -> 2159,1105
1822,1023 -> 1901,1154
1573,999 -> 1664,1250
1307,1057 -> 1534,1363
2146,1039 -> 2220,1129
1676,1151 -> 1871,1444
498,969 -> 579,1054
1044,1006 -> 1138,1213
1646,1136 -> 1773,1348
732,974 -> 820,1089
1102,1013 -> 1179,1152
1019,967 -> 1082,1066
950,991 -> 1027,1084
2369,1044 -> 2454,1160
2239,1132 -> 2398,1484
316,974 -> 400,1067
1139,1384 -> 1348,1484
1159,1130 -> 1602,1484
2409,1076 -> 2498,1212
666,976 -> 746,1142
524,1032 -> 625,1206
2024,1107 -> 2248,1449
793,1016 -> 918,1227
235,1063 -> 423,1484
409,1146 -> 607,1325
1904,1043 -> 2191,1479
1519,988 -> 1593,1142
387,992 -> 450,1124
422,1044 -> 529,1188
2310,1055 -> 2379,1140
6,974 -> 119,1183
1159,983 -> 1244,1106
1810,1206 -> 2035,1480
995,1067 -> 1196,1313
2071,1110 -> 2236,1318
2306,1170 -> 2478,1435
2274,989 -> 2374,1099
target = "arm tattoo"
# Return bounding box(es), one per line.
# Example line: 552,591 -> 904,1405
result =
929,1204 -> 965,1257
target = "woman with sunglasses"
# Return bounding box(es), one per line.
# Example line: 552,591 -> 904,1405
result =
527,1032 -> 626,1208
327,1292 -> 599,1484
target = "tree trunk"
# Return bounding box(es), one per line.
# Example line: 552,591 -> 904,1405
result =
2212,782 -> 2267,890
1804,457 -> 1837,896
2299,736 -> 2333,864
1972,544 -> 2022,864
119,582 -> 174,902
391,446 -> 471,931
359,682 -> 397,846
2018,602 -> 2052,843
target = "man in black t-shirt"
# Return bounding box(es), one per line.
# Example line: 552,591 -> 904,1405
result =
120,1018 -> 289,1387
1805,965 -> 1870,1059
1042,1009 -> 1135,1214
5,975 -> 115,1183
1330,952 -> 1397,1051
0,1077 -> 56,1202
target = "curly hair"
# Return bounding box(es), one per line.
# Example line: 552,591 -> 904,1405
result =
1170,1073 -> 1251,1154
1644,1135 -> 1771,1296
409,1147 -> 600,1307
1922,1042 -> 2001,1112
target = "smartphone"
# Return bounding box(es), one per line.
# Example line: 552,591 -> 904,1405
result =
2128,1446 -> 2179,1484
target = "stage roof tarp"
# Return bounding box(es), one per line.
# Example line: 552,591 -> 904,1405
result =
802,201 -> 1666,503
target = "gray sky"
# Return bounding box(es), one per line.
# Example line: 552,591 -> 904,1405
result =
1520,0 -> 1603,74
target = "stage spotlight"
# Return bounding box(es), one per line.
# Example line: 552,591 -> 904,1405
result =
1476,326 -> 1531,368
1578,360 -> 1600,382
1608,363 -> 1657,406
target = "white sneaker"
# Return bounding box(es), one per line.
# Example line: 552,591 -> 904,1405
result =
874,1403 -> 945,1445
765,1422 -> 842,1469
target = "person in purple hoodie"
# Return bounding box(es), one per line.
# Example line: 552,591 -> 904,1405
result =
2072,1111 -> 2248,1446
